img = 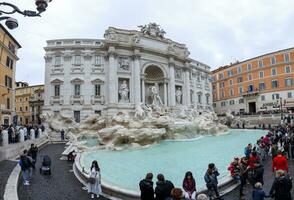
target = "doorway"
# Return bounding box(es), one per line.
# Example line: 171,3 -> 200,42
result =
248,102 -> 256,114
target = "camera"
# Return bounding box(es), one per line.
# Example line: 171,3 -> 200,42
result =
5,17 -> 18,30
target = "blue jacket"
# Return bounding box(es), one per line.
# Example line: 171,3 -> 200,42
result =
252,188 -> 268,200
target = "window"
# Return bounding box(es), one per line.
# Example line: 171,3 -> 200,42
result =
229,100 -> 235,105
74,84 -> 81,96
5,75 -> 12,88
285,65 -> 291,73
284,53 -> 290,63
237,66 -> 242,74
220,82 -> 225,88
206,95 -> 210,104
198,94 -> 202,104
227,70 -> 233,77
261,95 -> 265,101
25,106 -> 28,111
237,77 -> 243,83
95,110 -> 102,115
95,55 -> 102,65
221,101 -> 226,107
288,92 -> 292,98
271,68 -> 277,76
6,98 -> 10,109
258,60 -> 263,67
271,80 -> 279,88
218,73 -> 224,79
95,85 -> 101,96
259,71 -> 264,78
238,86 -> 243,94
259,82 -> 266,91
55,56 -> 61,66
75,41 -> 81,44
8,42 -> 15,54
272,94 -> 280,100
229,79 -> 233,85
6,56 -> 13,69
247,63 -> 252,71
221,91 -> 225,98
229,89 -> 234,96
74,55 -> 81,65
239,98 -> 244,104
74,111 -> 80,123
270,56 -> 276,65
54,85 -> 60,97
248,84 -> 253,92
20,107 -> 22,111
285,78 -> 293,87
248,73 -> 252,80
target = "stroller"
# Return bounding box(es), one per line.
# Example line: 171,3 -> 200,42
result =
39,155 -> 51,175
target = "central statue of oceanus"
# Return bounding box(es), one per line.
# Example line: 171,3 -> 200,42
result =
150,83 -> 163,106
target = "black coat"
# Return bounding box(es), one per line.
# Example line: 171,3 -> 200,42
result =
252,165 -> 264,185
155,180 -> 174,200
139,179 -> 154,200
270,176 -> 292,200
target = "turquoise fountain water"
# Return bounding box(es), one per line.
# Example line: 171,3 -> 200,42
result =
81,129 -> 266,192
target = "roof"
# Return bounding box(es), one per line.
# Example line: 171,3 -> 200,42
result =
0,24 -> 22,48
212,47 -> 294,73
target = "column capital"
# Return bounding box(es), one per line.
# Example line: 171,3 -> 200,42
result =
168,57 -> 175,66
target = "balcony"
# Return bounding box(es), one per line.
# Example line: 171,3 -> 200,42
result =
91,64 -> 104,74
29,96 -> 44,102
71,65 -> 84,74
50,96 -> 64,105
70,95 -> 84,105
91,95 -> 105,105
242,89 -> 259,98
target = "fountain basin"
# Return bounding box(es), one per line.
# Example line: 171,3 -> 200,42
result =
79,129 -> 266,197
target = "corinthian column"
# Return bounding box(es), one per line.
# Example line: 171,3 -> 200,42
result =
184,63 -> 191,107
107,46 -> 118,105
132,49 -> 141,104
168,57 -> 176,107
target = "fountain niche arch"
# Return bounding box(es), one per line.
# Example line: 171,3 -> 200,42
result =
142,65 -> 167,105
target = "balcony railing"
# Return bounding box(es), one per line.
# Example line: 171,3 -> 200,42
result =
70,95 -> 84,105
91,95 -> 105,105
50,96 -> 64,105
242,89 -> 259,97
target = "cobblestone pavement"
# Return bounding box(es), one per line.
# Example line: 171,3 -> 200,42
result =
0,160 -> 17,200
18,144 -> 108,200
223,158 -> 294,200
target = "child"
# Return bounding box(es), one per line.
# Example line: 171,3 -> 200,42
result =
252,182 -> 269,200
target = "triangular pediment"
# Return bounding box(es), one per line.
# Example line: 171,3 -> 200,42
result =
51,78 -> 64,84
91,78 -> 104,84
70,78 -> 84,83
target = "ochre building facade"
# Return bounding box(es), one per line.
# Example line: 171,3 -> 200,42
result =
212,48 -> 294,115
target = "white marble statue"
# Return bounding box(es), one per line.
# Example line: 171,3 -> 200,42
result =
150,83 -> 163,106
176,87 -> 182,105
119,80 -> 129,102
134,103 -> 145,119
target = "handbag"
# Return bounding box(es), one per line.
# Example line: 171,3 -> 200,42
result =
89,172 -> 96,184
89,176 -> 96,184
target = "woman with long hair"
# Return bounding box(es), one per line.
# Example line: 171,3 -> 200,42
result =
182,171 -> 196,199
88,160 -> 102,199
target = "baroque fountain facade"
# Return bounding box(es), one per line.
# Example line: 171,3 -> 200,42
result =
42,23 -> 228,149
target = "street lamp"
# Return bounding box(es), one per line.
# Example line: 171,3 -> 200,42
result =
280,97 -> 283,124
0,0 -> 52,30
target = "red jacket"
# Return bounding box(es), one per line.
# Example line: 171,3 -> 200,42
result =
248,155 -> 259,169
272,155 -> 288,172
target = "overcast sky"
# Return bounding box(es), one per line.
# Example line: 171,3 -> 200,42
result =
6,0 -> 294,85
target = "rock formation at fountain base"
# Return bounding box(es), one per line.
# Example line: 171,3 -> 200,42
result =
42,105 -> 228,150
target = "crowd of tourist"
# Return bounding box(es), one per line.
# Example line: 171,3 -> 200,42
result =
0,124 -> 45,145
227,123 -> 293,200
